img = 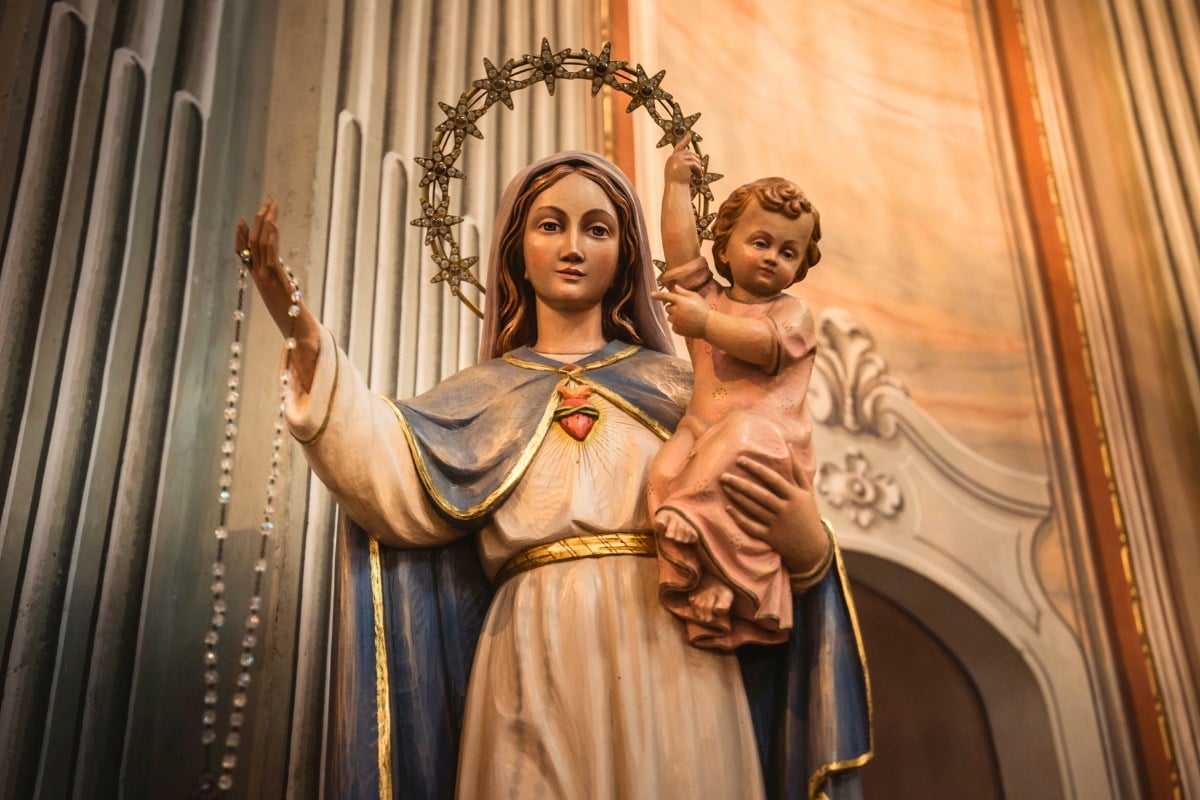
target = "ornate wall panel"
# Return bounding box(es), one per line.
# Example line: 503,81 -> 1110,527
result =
634,0 -> 1198,796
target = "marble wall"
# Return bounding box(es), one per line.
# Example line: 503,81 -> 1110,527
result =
627,0 -> 1197,797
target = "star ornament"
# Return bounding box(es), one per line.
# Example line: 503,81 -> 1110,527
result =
655,103 -> 702,148
696,212 -> 717,241
579,42 -> 627,96
690,154 -> 723,202
415,150 -> 466,190
527,38 -> 572,96
436,101 -> 485,142
621,64 -> 667,113
473,57 -> 521,110
431,253 -> 483,293
410,199 -> 464,245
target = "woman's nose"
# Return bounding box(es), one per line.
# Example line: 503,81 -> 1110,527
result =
561,228 -> 583,262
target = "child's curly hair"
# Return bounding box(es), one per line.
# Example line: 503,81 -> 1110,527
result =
711,177 -> 822,284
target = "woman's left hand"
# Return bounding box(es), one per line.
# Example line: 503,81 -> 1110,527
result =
720,456 -> 829,574
651,285 -> 709,338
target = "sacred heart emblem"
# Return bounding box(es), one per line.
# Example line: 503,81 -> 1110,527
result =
554,383 -> 600,442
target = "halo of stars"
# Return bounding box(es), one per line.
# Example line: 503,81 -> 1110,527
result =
412,39 -> 720,319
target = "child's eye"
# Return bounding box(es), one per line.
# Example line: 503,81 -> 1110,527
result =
782,249 -> 797,260
752,240 -> 767,249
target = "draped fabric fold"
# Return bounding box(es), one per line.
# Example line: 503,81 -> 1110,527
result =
330,517 -> 870,800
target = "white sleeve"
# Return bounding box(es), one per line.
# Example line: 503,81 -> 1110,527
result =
283,326 -> 466,548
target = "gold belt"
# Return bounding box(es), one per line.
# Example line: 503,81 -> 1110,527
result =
494,531 -> 656,585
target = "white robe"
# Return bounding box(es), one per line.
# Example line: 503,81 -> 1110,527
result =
286,330 -> 765,799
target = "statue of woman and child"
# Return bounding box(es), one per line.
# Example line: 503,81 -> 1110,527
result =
236,129 -> 870,798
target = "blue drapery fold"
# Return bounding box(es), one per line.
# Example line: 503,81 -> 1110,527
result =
329,517 -> 870,800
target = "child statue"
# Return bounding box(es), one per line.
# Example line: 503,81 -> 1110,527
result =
650,136 -> 832,650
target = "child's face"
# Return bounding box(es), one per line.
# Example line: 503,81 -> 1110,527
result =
720,202 -> 814,301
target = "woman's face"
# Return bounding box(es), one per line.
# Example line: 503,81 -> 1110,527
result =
522,172 -> 621,314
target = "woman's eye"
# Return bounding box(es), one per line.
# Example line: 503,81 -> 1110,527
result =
589,225 -> 611,237
538,220 -> 561,232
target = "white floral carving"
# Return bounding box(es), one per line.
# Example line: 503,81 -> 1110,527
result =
816,449 -> 903,529
810,308 -> 908,437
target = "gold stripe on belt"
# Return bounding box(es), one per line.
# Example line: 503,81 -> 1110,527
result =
495,531 -> 656,585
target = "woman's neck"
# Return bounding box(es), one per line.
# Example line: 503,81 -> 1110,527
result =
532,302 -> 607,355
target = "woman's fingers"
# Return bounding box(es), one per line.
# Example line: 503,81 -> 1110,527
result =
722,471 -> 783,515
264,219 -> 279,269
235,218 -> 249,255
727,503 -> 769,540
735,456 -> 793,498
723,481 -> 775,529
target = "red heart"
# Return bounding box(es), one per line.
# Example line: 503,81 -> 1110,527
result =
558,412 -> 596,441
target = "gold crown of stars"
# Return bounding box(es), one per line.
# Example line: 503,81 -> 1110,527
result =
410,39 -> 722,319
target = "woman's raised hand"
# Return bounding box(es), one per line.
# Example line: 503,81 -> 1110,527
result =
234,197 -> 320,393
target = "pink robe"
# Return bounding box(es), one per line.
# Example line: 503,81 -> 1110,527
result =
649,258 -> 818,649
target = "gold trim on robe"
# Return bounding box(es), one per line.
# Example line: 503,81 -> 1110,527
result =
494,531 -> 657,585
368,537 -> 393,800
807,519 -> 874,800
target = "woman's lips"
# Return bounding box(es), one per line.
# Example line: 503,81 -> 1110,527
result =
557,267 -> 585,277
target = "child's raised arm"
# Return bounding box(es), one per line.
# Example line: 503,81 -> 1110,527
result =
661,133 -> 704,268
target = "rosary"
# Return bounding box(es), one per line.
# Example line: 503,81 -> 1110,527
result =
195,249 -> 301,795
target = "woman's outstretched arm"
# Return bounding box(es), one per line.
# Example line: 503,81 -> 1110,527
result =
234,197 -> 463,547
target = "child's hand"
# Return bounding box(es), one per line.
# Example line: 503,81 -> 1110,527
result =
651,284 -> 709,338
664,132 -> 703,186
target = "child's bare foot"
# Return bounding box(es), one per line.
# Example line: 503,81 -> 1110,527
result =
654,508 -> 698,544
689,574 -> 734,624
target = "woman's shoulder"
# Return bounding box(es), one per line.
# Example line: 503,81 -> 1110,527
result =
396,355 -> 543,413
614,346 -> 694,416
629,346 -> 692,375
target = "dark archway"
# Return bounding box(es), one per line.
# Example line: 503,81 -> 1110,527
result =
846,552 -> 1065,799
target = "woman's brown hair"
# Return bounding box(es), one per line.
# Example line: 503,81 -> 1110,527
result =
711,177 -> 822,284
491,162 -> 644,356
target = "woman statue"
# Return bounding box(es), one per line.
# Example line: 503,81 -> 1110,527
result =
236,151 -> 869,799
